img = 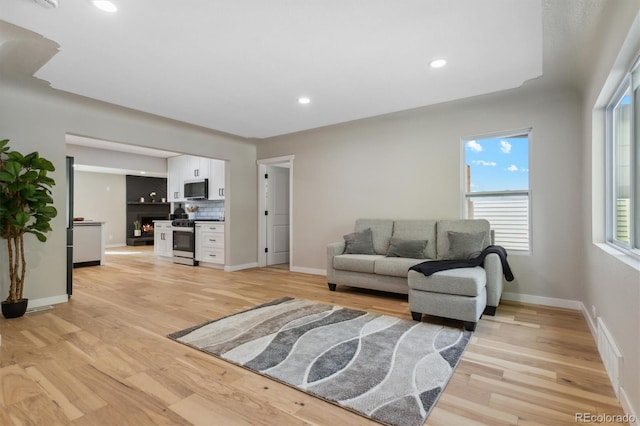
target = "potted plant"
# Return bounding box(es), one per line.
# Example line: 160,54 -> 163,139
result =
0,139 -> 57,319
133,220 -> 142,237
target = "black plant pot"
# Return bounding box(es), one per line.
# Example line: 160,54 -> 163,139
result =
1,298 -> 28,319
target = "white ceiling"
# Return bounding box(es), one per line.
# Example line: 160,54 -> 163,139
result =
1,0 -> 551,139
2,0 -> 609,140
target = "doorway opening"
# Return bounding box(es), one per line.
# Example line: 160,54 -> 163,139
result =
257,156 -> 294,269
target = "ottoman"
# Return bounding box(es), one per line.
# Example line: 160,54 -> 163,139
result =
408,266 -> 487,331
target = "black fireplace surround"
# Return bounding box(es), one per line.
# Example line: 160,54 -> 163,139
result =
126,175 -> 170,246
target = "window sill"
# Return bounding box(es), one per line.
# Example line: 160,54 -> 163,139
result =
506,249 -> 531,256
595,243 -> 640,271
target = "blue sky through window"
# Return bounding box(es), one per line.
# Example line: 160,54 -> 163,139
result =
465,135 -> 529,192
621,93 -> 631,105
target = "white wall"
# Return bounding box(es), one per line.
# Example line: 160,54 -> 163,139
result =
0,65 -> 258,305
73,171 -> 127,247
580,1 -> 640,417
257,84 -> 584,302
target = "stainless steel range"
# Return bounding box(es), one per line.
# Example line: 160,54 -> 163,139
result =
172,219 -> 197,266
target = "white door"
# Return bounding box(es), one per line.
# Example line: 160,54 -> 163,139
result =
266,165 -> 290,266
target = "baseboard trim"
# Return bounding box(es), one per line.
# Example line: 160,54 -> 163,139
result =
290,266 -> 326,276
27,295 -> 69,309
580,302 -> 598,339
620,387 -> 639,426
224,262 -> 258,272
501,292 -> 583,310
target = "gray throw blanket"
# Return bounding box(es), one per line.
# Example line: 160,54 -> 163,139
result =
409,245 -> 514,281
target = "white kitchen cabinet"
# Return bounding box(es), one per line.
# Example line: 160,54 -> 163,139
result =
208,159 -> 225,200
185,155 -> 209,180
154,220 -> 173,257
73,221 -> 106,266
167,156 -> 188,202
195,221 -> 224,266
168,155 -> 222,202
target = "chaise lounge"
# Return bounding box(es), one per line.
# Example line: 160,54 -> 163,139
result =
327,218 -> 504,330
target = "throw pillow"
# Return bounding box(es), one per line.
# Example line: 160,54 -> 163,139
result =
386,237 -> 428,258
444,231 -> 485,260
343,228 -> 376,255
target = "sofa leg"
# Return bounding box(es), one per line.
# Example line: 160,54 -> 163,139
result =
327,283 -> 337,291
483,306 -> 497,316
411,311 -> 422,321
463,321 -> 477,332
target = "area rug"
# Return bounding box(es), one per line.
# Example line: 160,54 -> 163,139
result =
168,297 -> 471,426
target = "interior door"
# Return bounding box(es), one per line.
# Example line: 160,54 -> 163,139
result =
266,165 -> 290,266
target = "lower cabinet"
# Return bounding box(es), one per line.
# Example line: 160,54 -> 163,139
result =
154,221 -> 173,257
73,222 -> 105,266
195,222 -> 225,266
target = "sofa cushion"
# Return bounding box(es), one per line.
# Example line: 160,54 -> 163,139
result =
333,254 -> 384,274
408,267 -> 486,297
374,257 -> 425,278
443,231 -> 485,260
392,220 -> 437,259
386,237 -> 428,258
355,219 -> 394,255
343,228 -> 376,255
436,219 -> 490,260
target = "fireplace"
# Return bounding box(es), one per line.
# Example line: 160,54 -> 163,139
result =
126,175 -> 170,246
138,215 -> 167,237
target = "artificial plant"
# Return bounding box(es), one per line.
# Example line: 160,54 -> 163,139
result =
0,139 -> 57,304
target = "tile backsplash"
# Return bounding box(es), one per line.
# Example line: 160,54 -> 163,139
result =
175,200 -> 225,220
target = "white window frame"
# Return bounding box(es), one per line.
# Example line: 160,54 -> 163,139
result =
462,129 -> 532,253
606,55 -> 640,256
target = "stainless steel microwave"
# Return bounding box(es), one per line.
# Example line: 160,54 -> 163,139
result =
184,179 -> 208,199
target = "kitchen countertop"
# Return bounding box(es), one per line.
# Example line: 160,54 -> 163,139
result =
73,220 -> 106,226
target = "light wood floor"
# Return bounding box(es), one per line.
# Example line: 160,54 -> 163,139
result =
0,246 -> 625,425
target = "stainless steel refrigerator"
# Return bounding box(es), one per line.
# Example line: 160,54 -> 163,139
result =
66,156 -> 74,296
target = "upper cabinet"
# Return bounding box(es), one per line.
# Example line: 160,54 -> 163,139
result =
185,156 -> 209,180
167,155 -> 225,202
167,155 -> 187,201
209,159 -> 225,200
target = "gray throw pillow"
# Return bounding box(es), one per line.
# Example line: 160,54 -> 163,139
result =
386,237 -> 428,258
343,228 -> 376,255
444,231 -> 485,260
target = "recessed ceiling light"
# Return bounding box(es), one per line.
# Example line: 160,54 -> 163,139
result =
92,0 -> 117,12
140,171 -> 146,175
298,97 -> 311,105
429,59 -> 447,69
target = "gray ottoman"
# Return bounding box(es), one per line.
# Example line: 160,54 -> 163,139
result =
408,267 -> 487,331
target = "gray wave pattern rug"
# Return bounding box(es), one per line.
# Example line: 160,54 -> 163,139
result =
168,297 -> 471,426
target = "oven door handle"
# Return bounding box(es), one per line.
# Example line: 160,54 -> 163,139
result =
173,228 -> 195,233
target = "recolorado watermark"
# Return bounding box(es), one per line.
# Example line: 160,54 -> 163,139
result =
575,412 -> 637,423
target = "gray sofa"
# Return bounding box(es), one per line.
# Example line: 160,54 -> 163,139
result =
326,219 -> 504,330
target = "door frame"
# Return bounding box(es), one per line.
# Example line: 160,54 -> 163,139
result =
257,155 -> 294,268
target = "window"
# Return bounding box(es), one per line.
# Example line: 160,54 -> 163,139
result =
463,131 -> 530,251
606,56 -> 640,253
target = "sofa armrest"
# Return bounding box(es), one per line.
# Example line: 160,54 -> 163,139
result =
484,252 -> 504,307
328,241 -> 345,256
327,242 -> 345,283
